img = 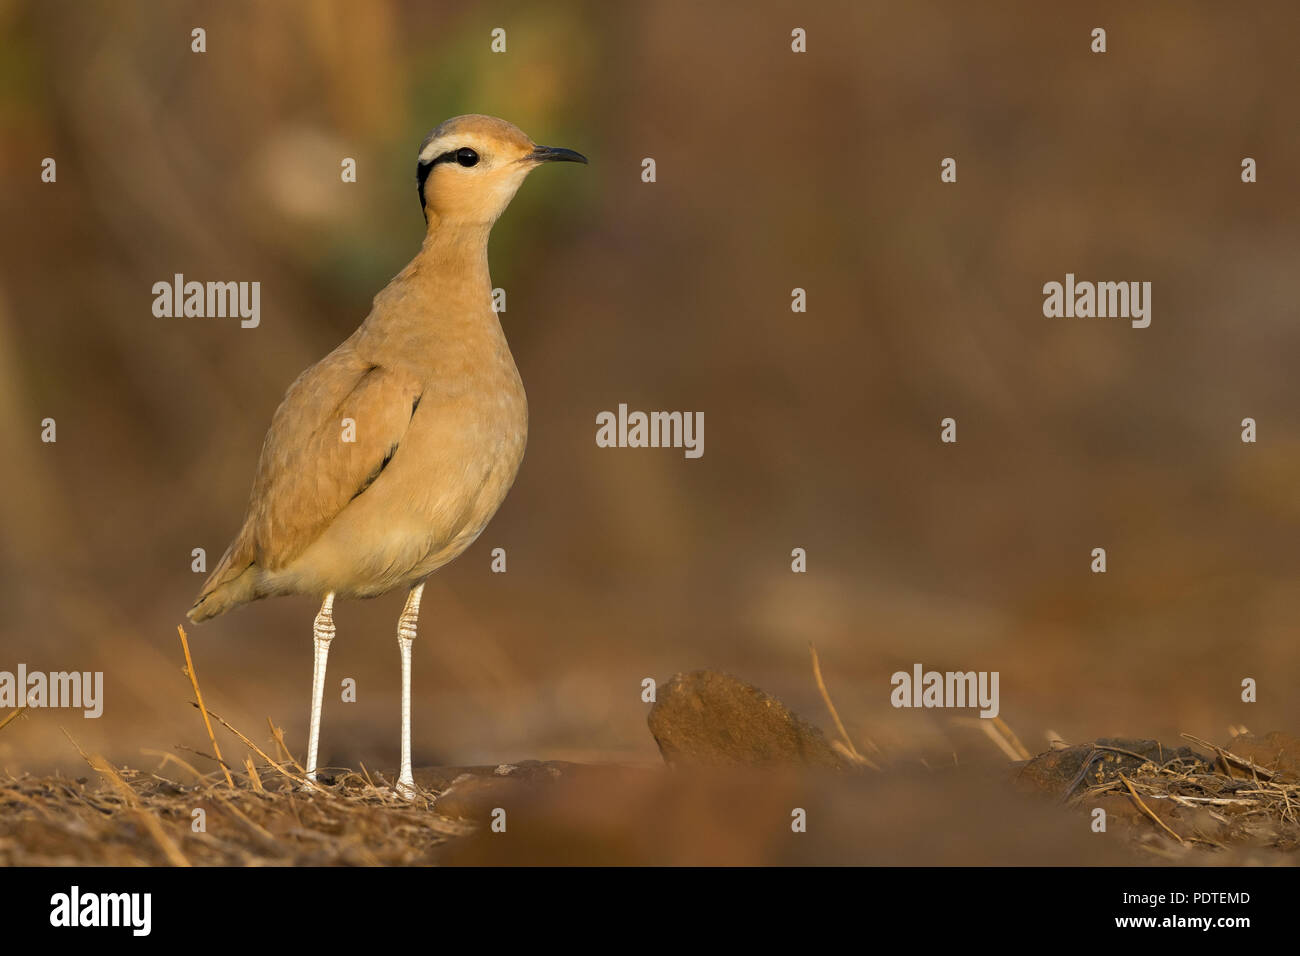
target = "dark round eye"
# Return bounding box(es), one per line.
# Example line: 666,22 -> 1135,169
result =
455,147 -> 479,167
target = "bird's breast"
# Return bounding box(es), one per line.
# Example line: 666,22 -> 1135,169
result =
382,344 -> 527,583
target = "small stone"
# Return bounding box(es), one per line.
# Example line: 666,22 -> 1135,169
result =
647,670 -> 845,770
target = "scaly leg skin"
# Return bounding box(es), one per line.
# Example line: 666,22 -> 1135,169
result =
395,582 -> 425,799
303,592 -> 335,791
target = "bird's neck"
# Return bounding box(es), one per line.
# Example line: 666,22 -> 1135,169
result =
361,217 -> 501,348
413,217 -> 493,290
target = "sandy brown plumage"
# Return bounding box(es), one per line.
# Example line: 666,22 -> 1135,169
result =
189,116 -> 581,624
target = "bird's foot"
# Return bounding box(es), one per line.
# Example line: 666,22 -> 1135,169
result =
394,774 -> 418,801
300,772 -> 329,794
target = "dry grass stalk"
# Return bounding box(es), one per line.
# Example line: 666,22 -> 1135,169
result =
1181,732 -> 1277,781
267,718 -> 307,774
992,717 -> 1032,760
178,625 -> 234,788
194,703 -> 326,794
62,729 -> 191,866
244,757 -> 265,793
1119,772 -> 1186,845
0,705 -> 28,735
808,643 -> 879,770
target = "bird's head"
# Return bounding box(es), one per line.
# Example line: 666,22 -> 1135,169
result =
416,114 -> 586,228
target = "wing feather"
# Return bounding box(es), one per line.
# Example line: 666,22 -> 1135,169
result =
200,343 -> 423,602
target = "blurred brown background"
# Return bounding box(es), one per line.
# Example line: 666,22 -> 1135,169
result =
1,0 -> 1297,789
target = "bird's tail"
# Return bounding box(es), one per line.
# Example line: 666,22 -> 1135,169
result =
187,542 -> 261,623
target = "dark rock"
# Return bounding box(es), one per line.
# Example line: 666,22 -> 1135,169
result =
647,670 -> 845,770
1016,738 -> 1209,798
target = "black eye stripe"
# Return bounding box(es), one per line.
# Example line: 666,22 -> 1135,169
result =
424,147 -> 479,167
416,161 -> 435,218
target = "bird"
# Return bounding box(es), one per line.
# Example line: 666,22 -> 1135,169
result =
187,115 -> 586,797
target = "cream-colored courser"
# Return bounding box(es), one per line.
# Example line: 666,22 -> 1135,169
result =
188,115 -> 586,796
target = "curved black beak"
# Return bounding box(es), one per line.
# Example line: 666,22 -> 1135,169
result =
526,145 -> 588,165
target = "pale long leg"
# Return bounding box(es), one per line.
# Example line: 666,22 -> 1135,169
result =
396,582 -> 424,798
304,592 -> 336,787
